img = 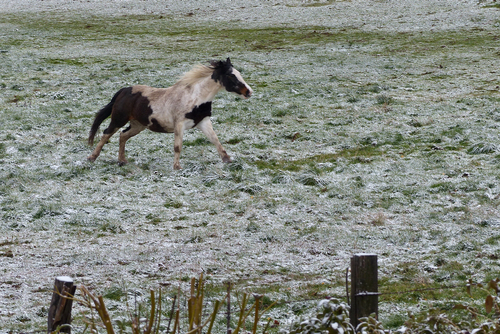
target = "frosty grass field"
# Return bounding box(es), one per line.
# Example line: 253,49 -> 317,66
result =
1,0 -> 500,331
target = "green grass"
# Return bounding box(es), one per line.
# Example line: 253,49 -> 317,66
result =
3,12 -> 496,58
183,137 -> 211,147
164,199 -> 183,209
44,58 -> 87,66
103,286 -> 127,301
253,145 -> 384,171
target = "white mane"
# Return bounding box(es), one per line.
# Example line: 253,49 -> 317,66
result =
177,65 -> 214,86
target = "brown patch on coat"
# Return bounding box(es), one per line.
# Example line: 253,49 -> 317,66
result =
149,118 -> 170,133
108,87 -> 153,130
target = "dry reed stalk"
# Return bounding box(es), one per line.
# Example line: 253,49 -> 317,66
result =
166,294 -> 177,334
232,293 -> 256,334
252,295 -> 262,334
172,309 -> 180,334
69,276 -> 276,334
79,286 -> 115,334
188,273 -> 205,334
144,289 -> 156,334
188,278 -> 196,331
185,298 -> 223,334
262,318 -> 273,334
154,288 -> 162,334
206,300 -> 220,334
233,293 -> 277,334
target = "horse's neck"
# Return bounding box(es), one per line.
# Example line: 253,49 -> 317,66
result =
190,77 -> 222,104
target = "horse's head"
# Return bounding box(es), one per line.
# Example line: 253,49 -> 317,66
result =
210,58 -> 253,99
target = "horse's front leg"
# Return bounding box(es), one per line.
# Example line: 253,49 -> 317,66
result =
196,117 -> 231,163
173,122 -> 185,170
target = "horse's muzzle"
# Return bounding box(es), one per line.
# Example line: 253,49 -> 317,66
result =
241,86 -> 253,98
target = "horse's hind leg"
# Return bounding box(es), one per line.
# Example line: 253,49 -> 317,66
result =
118,120 -> 146,165
88,116 -> 127,162
196,117 -> 231,163
88,127 -> 119,162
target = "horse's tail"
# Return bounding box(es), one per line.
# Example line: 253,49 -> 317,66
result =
88,90 -> 122,146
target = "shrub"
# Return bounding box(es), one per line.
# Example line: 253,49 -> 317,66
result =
282,299 -> 355,334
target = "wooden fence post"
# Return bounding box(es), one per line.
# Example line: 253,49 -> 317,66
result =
48,276 -> 76,333
349,254 -> 378,329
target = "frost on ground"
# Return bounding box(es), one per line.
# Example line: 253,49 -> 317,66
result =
1,0 -> 500,332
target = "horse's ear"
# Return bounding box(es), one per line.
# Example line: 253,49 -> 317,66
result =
226,57 -> 232,67
209,60 -> 219,68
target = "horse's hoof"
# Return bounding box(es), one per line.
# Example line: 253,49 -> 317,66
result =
87,156 -> 96,162
118,160 -> 128,166
222,156 -> 232,163
173,163 -> 182,170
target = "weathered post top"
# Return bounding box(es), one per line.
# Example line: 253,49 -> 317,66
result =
48,277 -> 76,334
56,276 -> 73,283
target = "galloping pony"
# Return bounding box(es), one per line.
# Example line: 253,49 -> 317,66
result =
88,58 -> 253,170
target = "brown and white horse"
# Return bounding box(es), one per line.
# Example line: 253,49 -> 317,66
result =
88,58 -> 253,169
